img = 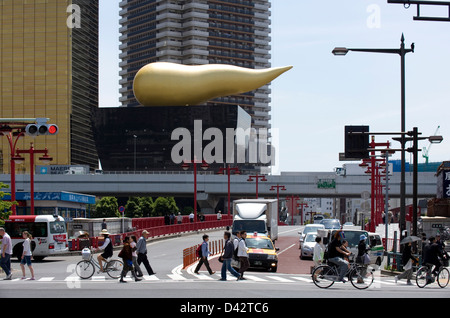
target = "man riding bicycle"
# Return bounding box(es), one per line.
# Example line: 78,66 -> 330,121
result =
423,236 -> 444,284
327,230 -> 351,283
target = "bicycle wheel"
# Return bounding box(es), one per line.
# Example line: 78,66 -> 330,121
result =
350,265 -> 374,290
416,266 -> 429,288
312,265 -> 336,289
76,260 -> 95,279
437,267 -> 449,288
106,259 -> 124,279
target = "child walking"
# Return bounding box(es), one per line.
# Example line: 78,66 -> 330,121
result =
20,231 -> 35,280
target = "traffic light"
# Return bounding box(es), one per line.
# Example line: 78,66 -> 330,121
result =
344,125 -> 369,159
25,123 -> 58,136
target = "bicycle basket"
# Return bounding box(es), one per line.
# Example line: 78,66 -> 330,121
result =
81,248 -> 91,260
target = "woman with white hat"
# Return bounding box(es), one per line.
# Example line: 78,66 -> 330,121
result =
96,229 -> 113,273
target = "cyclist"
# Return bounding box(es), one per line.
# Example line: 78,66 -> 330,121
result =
422,236 -> 444,284
96,229 -> 113,273
328,230 -> 351,283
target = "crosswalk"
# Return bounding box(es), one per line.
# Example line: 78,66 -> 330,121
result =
1,271 -> 413,286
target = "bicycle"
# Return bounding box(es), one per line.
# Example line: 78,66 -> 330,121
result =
75,248 -> 124,279
311,254 -> 375,290
415,262 -> 449,288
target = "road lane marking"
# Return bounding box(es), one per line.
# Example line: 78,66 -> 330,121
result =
277,243 -> 296,255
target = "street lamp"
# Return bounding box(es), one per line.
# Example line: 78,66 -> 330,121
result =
247,174 -> 267,199
182,159 -> 209,222
406,127 -> 443,237
218,165 -> 240,216
333,34 -> 415,240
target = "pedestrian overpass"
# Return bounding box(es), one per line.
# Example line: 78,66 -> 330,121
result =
0,170 -> 437,201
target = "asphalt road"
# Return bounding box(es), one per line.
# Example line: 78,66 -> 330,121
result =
0,226 -> 448,310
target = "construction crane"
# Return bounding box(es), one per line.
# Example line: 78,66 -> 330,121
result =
422,125 -> 440,164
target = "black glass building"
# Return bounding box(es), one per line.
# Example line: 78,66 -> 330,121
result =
92,105 -> 253,172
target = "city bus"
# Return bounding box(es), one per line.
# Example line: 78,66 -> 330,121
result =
3,215 -> 68,261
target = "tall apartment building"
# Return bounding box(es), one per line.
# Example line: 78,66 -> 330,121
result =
0,0 -> 98,173
119,0 -> 272,131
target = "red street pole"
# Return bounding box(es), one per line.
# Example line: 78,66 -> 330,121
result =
286,195 -> 300,225
298,202 -> 309,225
5,131 -> 25,215
218,165 -> 240,216
182,159 -> 208,222
16,143 -> 52,215
270,184 -> 286,220
247,174 -> 267,199
362,136 -> 390,232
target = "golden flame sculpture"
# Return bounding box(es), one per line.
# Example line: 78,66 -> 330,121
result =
133,62 -> 293,106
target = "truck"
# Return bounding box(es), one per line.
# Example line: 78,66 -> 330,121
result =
231,199 -> 278,242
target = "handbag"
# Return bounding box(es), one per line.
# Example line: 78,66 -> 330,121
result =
218,255 -> 224,263
363,253 -> 371,265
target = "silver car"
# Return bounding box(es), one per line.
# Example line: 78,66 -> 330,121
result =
300,233 -> 318,260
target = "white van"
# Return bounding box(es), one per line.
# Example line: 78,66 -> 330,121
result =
367,232 -> 384,266
318,229 -> 384,266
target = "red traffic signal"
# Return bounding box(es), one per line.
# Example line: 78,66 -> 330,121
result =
25,124 -> 58,136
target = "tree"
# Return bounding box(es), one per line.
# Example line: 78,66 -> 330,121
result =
0,182 -> 14,226
93,197 -> 119,218
139,197 -> 154,217
125,197 -> 142,218
152,197 -> 179,216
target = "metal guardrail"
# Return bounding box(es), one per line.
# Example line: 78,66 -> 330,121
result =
69,218 -> 232,252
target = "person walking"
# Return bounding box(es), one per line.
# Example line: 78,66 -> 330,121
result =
0,227 -> 13,280
313,236 -> 324,267
118,236 -> 141,283
136,230 -> 156,276
219,231 -> 240,281
130,235 -> 143,277
237,231 -> 249,280
395,242 -> 417,285
20,231 -> 35,280
194,234 -> 215,275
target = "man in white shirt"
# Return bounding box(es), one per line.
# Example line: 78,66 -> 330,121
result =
0,227 -> 13,280
237,231 -> 249,280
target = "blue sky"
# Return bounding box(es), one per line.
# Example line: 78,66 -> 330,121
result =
99,0 -> 449,172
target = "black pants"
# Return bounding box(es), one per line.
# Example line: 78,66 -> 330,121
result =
137,253 -> 155,275
194,257 -> 213,274
238,257 -> 250,276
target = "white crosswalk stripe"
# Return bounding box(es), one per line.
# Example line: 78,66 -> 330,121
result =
266,275 -> 295,283
2,272 -> 406,286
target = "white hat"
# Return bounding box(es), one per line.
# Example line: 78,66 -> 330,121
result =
99,229 -> 111,235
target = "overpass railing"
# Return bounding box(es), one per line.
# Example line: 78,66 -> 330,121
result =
69,215 -> 232,251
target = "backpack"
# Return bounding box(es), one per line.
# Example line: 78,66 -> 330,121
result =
196,243 -> 203,258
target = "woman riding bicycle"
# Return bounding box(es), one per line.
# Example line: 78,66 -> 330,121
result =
96,229 -> 113,273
